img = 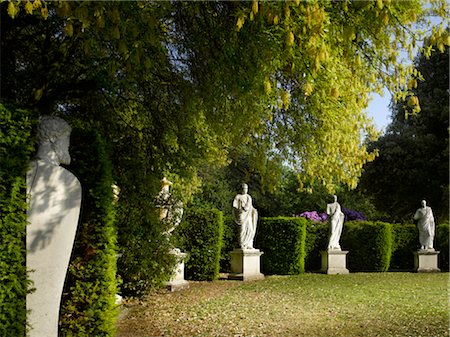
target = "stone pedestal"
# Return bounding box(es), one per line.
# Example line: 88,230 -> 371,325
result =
320,250 -> 349,274
228,248 -> 264,281
414,250 -> 440,273
166,250 -> 189,291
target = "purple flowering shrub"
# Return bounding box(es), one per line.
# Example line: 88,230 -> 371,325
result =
342,207 -> 366,221
298,211 -> 328,222
296,208 -> 366,222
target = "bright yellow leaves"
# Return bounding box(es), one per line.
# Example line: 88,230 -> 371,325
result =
280,90 -> 291,108
7,2 -> 19,18
263,77 -> 272,94
285,31 -> 295,47
236,16 -> 245,31
330,87 -> 340,99
252,0 -> 258,15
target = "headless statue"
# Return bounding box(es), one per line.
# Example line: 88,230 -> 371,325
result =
27,116 -> 81,337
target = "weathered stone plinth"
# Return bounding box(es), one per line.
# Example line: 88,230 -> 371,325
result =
166,250 -> 189,291
320,250 -> 349,274
228,248 -> 264,281
414,250 -> 440,273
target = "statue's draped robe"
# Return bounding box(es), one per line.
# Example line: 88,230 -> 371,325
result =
326,201 -> 345,250
414,206 -> 435,249
233,193 -> 258,249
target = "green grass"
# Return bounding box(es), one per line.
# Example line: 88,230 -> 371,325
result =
116,273 -> 449,337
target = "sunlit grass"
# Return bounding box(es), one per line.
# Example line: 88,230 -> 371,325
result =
116,273 -> 449,337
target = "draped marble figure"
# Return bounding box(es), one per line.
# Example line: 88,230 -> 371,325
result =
326,195 -> 345,251
232,183 -> 258,249
413,200 -> 435,251
27,116 -> 82,337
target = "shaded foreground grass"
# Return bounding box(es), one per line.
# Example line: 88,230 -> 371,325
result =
116,273 -> 449,337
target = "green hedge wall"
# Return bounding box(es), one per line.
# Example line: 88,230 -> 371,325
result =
0,104 -> 35,337
255,217 -> 307,275
391,223 -> 417,271
436,222 -> 449,271
342,221 -> 393,272
220,216 -> 239,273
178,207 -> 224,281
59,129 -> 118,337
304,220 -> 328,272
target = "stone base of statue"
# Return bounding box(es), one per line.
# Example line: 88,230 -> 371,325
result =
413,250 -> 440,273
320,250 -> 349,274
166,249 -> 189,291
228,248 -> 264,281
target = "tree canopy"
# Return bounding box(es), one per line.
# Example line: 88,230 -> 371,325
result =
2,0 -> 449,194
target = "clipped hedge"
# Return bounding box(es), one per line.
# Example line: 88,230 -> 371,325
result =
436,222 -> 449,271
0,104 -> 35,337
342,221 -> 393,272
178,207 -> 224,281
59,128 -> 118,337
255,217 -> 307,275
304,220 -> 328,271
391,223 -> 417,271
220,216 -> 239,273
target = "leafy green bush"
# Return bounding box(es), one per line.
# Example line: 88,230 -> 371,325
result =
255,217 -> 307,275
436,222 -> 449,271
59,129 -> 118,337
390,223 -> 417,271
178,207 -> 224,281
342,221 -> 393,272
0,104 -> 35,337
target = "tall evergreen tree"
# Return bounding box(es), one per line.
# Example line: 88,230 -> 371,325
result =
361,47 -> 449,222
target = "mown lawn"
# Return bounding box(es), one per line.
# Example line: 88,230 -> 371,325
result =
116,273 -> 449,337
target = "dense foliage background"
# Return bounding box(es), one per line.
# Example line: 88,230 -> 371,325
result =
0,1 -> 448,336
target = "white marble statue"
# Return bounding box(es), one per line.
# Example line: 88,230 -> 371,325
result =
326,195 -> 345,251
26,116 -> 82,337
413,200 -> 435,251
156,177 -> 183,236
233,183 -> 258,250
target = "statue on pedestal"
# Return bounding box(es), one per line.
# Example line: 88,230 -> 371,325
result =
414,200 -> 435,251
326,195 -> 345,251
232,183 -> 258,250
27,116 -> 82,337
156,177 -> 184,237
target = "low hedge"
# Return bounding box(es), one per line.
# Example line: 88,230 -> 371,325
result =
342,221 -> 393,272
59,129 -> 118,337
255,217 -> 307,275
178,207 -> 224,281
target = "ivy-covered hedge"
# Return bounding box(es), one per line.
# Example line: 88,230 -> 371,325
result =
59,129 -> 118,337
0,104 -> 35,337
255,217 -> 307,275
342,221 -> 393,272
178,207 -> 224,281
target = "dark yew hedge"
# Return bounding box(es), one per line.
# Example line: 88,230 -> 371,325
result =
59,128 -> 118,337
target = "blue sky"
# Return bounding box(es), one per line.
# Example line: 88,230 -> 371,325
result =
366,88 -> 392,133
